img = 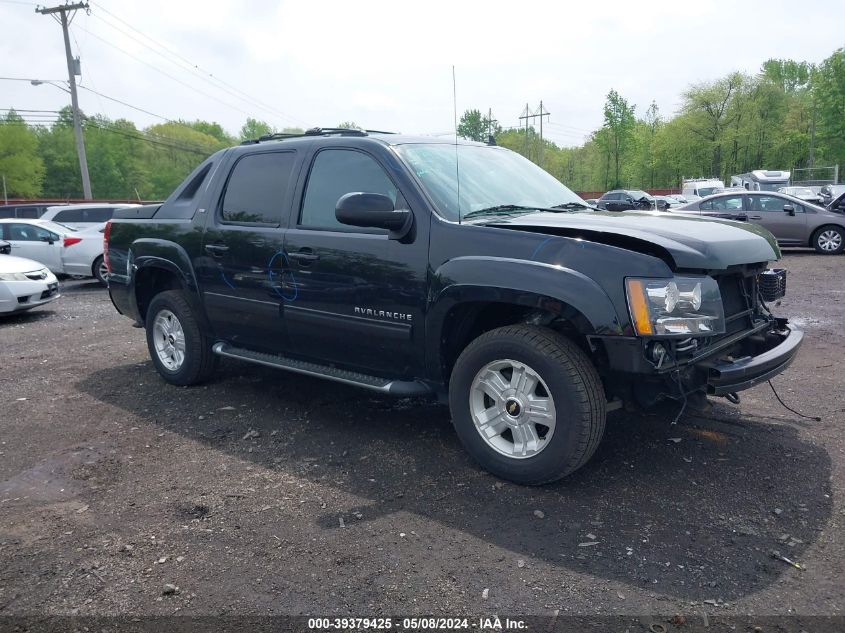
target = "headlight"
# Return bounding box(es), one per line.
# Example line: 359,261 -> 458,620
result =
0,269 -> 49,282
625,276 -> 725,336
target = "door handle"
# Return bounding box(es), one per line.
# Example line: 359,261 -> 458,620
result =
204,244 -> 229,257
288,249 -> 319,265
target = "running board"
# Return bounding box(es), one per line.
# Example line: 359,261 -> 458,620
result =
212,342 -> 432,396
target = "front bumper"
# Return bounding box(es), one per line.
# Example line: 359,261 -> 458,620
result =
700,326 -> 803,395
0,279 -> 60,313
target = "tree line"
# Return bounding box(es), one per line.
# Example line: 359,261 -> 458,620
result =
461,47 -> 845,192
1,47 -> 843,200
0,111 -> 310,200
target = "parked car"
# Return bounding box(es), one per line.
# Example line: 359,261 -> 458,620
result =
0,203 -> 63,219
596,189 -> 656,211
0,218 -> 107,283
667,194 -> 688,204
0,250 -> 60,314
820,185 -> 845,208
653,195 -> 680,210
675,191 -> 845,254
777,186 -> 824,206
40,203 -> 138,230
681,178 -> 724,198
106,130 -> 801,484
827,192 -> 845,214
61,223 -> 109,286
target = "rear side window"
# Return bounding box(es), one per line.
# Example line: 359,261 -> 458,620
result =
54,208 -> 84,223
221,151 -> 296,225
0,208 -> 14,219
83,207 -> 114,222
17,207 -> 41,219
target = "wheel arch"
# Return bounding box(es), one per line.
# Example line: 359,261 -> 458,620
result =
427,258 -> 624,383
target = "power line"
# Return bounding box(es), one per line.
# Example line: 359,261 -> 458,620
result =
87,8 -> 306,127
72,24 -> 261,121
76,84 -> 171,121
83,120 -> 213,156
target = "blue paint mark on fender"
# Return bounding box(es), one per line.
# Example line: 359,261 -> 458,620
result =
268,250 -> 298,302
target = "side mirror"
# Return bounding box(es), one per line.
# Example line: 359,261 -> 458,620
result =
336,192 -> 413,239
0,240 -> 10,255
783,204 -> 795,216
40,235 -> 55,245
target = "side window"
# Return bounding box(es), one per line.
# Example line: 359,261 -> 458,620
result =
0,208 -> 15,219
221,151 -> 296,225
54,209 -> 84,223
751,195 -> 796,212
300,149 -> 398,231
83,207 -> 114,223
711,195 -> 743,210
699,200 -> 713,210
17,207 -> 40,219
8,224 -> 55,241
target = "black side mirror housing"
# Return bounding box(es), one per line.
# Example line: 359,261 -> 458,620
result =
40,235 -> 55,245
0,240 -> 10,255
783,204 -> 795,216
336,193 -> 413,239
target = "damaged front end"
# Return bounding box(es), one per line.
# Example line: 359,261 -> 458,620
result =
593,263 -> 802,407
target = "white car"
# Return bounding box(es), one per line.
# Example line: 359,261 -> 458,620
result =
0,246 -> 60,314
0,218 -> 108,286
40,203 -> 138,230
61,223 -> 109,286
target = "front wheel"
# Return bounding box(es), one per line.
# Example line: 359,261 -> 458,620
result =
448,325 -> 606,485
145,290 -> 218,386
813,225 -> 844,254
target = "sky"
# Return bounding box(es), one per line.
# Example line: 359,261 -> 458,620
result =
1,0 -> 844,148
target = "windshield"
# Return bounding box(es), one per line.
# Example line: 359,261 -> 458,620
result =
759,182 -> 786,191
394,144 -> 585,221
697,187 -> 718,197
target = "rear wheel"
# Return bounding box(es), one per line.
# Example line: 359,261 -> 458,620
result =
812,226 -> 844,254
448,325 -> 606,485
92,256 -> 108,287
145,290 -> 218,386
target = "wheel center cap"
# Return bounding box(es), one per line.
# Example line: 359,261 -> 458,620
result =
505,398 -> 522,418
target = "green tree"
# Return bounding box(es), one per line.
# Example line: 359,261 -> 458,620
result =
813,48 -> 845,167
0,111 -> 45,198
602,90 -> 636,187
239,118 -> 275,141
681,73 -> 743,178
457,109 -> 486,142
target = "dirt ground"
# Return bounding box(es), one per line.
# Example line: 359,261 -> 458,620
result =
0,252 -> 843,622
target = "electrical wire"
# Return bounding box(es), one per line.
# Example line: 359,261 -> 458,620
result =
87,2 -> 307,127
76,84 -> 171,121
71,25 -> 259,120
768,380 -> 821,421
83,120 -> 214,156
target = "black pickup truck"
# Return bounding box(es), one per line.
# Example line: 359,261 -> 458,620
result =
106,129 -> 802,484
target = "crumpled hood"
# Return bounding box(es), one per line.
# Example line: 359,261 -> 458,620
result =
0,254 -> 50,274
485,210 -> 780,270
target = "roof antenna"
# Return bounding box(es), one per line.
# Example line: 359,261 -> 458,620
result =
453,65 -> 461,224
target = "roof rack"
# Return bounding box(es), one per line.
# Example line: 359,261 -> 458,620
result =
240,127 -> 396,145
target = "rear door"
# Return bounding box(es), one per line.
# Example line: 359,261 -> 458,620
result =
198,149 -> 300,352
1,222 -> 64,272
747,194 -> 807,244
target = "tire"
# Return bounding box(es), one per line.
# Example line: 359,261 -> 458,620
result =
448,325 -> 606,485
145,290 -> 218,386
812,225 -> 845,254
92,256 -> 108,287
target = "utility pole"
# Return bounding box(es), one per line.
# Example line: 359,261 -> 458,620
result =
37,2 -> 92,200
519,103 -> 531,159
486,107 -> 498,143
518,102 -> 550,166
537,100 -> 550,168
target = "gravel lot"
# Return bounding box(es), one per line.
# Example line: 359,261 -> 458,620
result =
0,252 -> 843,621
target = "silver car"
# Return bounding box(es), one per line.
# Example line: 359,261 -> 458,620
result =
674,191 -> 845,254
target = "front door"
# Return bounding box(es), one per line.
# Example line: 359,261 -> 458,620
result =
747,194 -> 807,244
2,222 -> 64,273
282,147 -> 428,378
198,150 -> 299,352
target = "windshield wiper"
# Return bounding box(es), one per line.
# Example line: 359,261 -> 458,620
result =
549,201 -> 592,210
462,204 -> 541,219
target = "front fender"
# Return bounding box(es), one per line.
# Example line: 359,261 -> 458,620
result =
426,256 -> 624,378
